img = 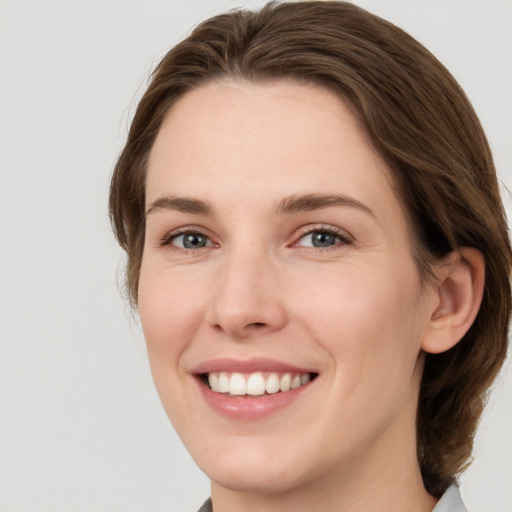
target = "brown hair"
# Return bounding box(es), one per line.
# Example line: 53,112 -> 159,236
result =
109,0 -> 511,497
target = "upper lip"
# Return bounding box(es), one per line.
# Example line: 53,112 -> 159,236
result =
191,357 -> 315,375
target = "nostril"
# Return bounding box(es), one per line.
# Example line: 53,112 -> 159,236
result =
249,322 -> 267,328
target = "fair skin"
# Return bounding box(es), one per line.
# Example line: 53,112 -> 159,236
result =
138,80 -> 484,512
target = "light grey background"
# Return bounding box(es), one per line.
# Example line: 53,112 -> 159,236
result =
0,1 -> 510,511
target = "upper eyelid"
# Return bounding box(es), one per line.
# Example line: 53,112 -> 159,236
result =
290,225 -> 353,252
294,224 -> 352,240
159,226 -> 214,246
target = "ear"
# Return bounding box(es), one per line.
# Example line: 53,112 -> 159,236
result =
422,247 -> 485,354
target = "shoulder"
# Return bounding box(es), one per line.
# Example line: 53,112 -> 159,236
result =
433,485 -> 468,512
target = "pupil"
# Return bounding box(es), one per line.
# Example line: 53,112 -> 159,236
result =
183,234 -> 206,249
312,231 -> 336,247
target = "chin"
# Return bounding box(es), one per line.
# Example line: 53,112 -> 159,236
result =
191,438 -> 313,494
205,459 -> 307,495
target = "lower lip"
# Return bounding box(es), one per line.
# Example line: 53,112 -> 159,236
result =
196,378 -> 313,420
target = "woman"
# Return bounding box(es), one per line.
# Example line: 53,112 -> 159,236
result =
109,1 -> 511,510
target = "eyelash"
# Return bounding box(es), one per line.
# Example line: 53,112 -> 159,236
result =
293,225 -> 352,250
159,228 -> 214,250
159,225 -> 352,251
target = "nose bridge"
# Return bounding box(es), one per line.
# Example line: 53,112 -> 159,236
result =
208,240 -> 285,337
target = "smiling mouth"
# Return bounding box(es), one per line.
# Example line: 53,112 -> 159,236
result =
200,371 -> 318,397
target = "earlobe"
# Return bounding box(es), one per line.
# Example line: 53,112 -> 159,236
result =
422,248 -> 485,354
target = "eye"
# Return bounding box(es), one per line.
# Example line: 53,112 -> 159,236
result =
168,232 -> 213,249
296,228 -> 349,248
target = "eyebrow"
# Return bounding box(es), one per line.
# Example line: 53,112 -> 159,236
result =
145,195 -> 213,217
145,193 -> 374,218
275,193 -> 375,217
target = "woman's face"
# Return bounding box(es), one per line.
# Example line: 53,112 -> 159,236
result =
139,81 -> 436,495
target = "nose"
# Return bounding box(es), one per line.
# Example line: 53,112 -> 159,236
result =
206,247 -> 287,339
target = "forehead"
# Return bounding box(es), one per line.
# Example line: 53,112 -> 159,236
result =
146,80 -> 404,227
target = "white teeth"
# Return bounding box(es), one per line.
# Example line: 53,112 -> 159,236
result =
218,373 -> 230,393
208,373 -> 219,391
206,371 -> 313,396
229,373 -> 247,395
300,373 -> 311,385
265,373 -> 280,394
247,372 -> 266,395
291,375 -> 301,389
279,373 -> 292,392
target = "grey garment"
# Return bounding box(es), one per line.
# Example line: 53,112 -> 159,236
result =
196,484 -> 467,512
433,485 -> 468,512
197,498 -> 212,512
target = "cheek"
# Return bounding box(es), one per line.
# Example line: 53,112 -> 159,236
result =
139,260 -> 204,334
137,265 -> 209,427
289,261 -> 426,390
138,263 -> 205,379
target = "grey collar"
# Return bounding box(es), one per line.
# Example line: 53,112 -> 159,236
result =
433,485 -> 468,512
